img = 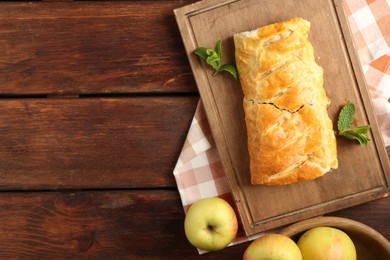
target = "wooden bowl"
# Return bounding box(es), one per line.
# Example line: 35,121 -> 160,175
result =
280,216 -> 390,260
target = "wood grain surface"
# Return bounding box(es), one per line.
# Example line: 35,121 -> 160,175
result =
0,97 -> 197,190
0,1 -> 197,94
0,0 -> 389,258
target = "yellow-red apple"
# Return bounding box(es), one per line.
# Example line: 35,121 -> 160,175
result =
297,227 -> 356,260
184,197 -> 238,251
243,234 -> 302,260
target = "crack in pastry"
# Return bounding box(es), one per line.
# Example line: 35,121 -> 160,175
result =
246,98 -> 304,114
235,18 -> 338,185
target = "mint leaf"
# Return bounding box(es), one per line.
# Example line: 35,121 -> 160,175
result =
350,125 -> 370,134
194,40 -> 238,81
205,51 -> 220,71
341,132 -> 361,142
220,64 -> 238,81
195,48 -> 220,70
356,133 -> 370,145
340,131 -> 370,145
337,103 -> 355,131
337,102 -> 371,146
194,47 -> 210,60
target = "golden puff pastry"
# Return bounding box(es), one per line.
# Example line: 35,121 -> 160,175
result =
234,18 -> 338,185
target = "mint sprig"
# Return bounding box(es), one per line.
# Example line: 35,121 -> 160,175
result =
195,40 -> 238,81
337,103 -> 371,145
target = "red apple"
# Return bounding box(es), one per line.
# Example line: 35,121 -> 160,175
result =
297,227 -> 356,260
243,234 -> 302,260
184,197 -> 238,251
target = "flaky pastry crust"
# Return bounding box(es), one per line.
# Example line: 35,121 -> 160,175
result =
234,18 -> 338,185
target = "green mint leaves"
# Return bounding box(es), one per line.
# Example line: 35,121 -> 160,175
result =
195,40 -> 238,81
337,103 -> 371,146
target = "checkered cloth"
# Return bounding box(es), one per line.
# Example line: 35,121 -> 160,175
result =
173,0 -> 390,253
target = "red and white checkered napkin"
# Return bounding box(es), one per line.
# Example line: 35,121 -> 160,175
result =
343,0 -> 390,145
173,0 -> 390,253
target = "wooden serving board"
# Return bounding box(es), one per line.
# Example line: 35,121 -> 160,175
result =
174,0 -> 390,236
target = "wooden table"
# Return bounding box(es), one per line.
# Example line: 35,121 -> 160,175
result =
0,1 -> 388,258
